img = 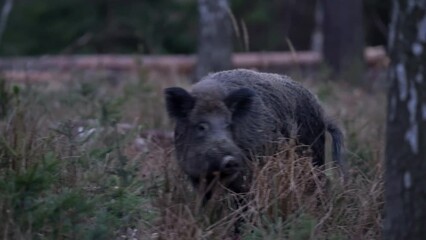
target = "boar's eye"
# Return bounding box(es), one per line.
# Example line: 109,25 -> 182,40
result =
196,122 -> 209,134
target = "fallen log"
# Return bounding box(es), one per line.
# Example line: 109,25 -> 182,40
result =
0,46 -> 388,82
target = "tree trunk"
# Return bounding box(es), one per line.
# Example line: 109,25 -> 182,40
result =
0,0 -> 13,46
195,0 -> 232,82
311,0 -> 323,53
322,0 -> 365,82
384,0 -> 426,239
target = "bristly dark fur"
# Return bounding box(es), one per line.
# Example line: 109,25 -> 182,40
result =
224,88 -> 255,119
165,69 -> 345,197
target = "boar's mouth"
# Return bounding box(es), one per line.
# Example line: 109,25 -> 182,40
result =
191,164 -> 242,186
193,164 -> 245,203
208,168 -> 241,186
214,167 -> 242,178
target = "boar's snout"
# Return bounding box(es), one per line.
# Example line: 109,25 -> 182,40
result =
220,155 -> 241,174
207,152 -> 243,178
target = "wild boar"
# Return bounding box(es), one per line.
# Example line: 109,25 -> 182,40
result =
164,69 -> 345,201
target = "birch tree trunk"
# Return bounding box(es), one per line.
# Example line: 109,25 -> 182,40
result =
384,0 -> 426,239
195,0 -> 232,82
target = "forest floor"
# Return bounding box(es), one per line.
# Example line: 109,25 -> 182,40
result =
0,64 -> 386,239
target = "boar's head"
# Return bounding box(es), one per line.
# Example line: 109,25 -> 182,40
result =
164,86 -> 255,195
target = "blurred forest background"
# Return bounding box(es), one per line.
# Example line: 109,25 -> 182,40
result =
0,0 -> 425,239
0,0 -> 389,55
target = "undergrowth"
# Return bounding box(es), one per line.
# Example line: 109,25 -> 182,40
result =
0,72 -> 384,239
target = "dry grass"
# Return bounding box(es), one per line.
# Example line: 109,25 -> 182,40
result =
0,69 -> 384,239
146,139 -> 383,240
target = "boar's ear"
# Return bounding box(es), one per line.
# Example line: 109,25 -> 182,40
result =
164,87 -> 195,119
224,88 -> 255,118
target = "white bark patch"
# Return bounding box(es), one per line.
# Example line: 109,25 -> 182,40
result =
416,72 -> 423,83
405,124 -> 418,154
408,0 -> 415,12
405,84 -> 418,154
407,84 -> 417,124
218,0 -> 228,9
404,171 -> 412,189
412,42 -> 423,56
419,15 -> 426,42
396,63 -> 408,100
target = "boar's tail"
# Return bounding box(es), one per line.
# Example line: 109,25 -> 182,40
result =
327,121 -> 348,182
